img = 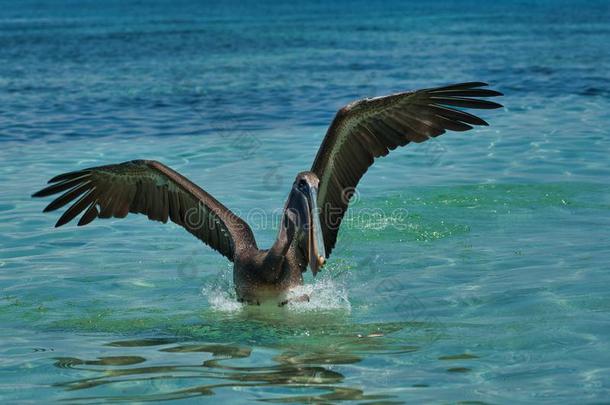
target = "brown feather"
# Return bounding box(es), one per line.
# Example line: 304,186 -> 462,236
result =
55,189 -> 96,227
431,88 -> 503,97
32,175 -> 90,197
43,181 -> 92,212
430,114 -> 474,132
424,104 -> 489,126
78,201 -> 99,226
425,82 -> 488,92
429,96 -> 503,109
48,170 -> 90,184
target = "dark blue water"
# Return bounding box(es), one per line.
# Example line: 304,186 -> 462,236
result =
1,1 -> 610,403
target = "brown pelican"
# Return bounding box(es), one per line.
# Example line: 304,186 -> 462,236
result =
33,82 -> 502,305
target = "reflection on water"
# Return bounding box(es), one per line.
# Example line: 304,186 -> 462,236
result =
52,321 -> 422,403
32,270 -> 446,403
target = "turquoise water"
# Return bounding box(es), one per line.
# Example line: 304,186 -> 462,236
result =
2,0 -> 610,402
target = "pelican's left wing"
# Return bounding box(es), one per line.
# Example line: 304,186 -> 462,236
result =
32,160 -> 256,261
311,82 -> 503,257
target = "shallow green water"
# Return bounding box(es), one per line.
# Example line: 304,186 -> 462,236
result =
2,0 -> 610,403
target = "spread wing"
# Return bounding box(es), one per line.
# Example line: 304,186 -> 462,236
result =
32,160 -> 256,261
311,82 -> 503,257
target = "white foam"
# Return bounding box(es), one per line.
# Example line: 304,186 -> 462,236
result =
201,266 -> 244,312
284,275 -> 351,312
205,286 -> 244,312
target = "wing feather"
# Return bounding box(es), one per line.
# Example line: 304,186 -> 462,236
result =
78,202 -> 99,227
42,181 -> 92,212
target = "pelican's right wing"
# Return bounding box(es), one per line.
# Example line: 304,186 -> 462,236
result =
311,82 -> 503,257
32,160 -> 256,261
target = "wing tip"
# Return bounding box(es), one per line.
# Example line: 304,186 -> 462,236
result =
485,100 -> 504,109
48,170 -> 89,184
48,173 -> 70,184
55,214 -> 73,228
429,82 -> 503,97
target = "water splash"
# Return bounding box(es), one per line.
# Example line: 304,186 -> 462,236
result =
202,269 -> 351,313
201,266 -> 243,312
204,285 -> 244,312
284,275 -> 351,312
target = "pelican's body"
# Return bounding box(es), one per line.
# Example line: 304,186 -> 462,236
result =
233,244 -> 305,305
33,82 -> 502,305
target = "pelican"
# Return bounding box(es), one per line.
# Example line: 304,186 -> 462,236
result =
33,82 -> 502,305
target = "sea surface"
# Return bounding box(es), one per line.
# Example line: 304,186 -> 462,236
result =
1,0 -> 610,403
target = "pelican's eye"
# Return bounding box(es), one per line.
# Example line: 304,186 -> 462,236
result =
297,179 -> 307,192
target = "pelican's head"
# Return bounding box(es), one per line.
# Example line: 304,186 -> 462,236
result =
285,171 -> 326,275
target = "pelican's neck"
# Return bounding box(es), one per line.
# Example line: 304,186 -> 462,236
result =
261,209 -> 295,279
273,209 -> 296,257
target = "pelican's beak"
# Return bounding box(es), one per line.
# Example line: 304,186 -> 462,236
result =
289,177 -> 327,276
305,185 -> 326,276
